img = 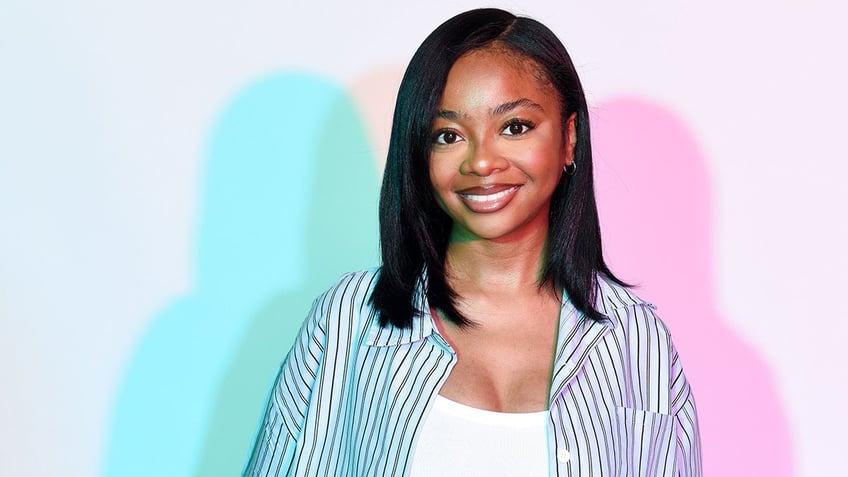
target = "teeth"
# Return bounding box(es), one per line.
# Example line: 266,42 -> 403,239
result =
460,186 -> 518,202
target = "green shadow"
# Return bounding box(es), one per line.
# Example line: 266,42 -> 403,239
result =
192,76 -> 379,477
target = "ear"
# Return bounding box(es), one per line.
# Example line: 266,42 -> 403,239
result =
563,112 -> 577,167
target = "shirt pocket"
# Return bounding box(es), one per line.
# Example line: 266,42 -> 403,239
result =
616,406 -> 677,477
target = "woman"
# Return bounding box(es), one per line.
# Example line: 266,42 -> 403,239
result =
245,8 -> 701,476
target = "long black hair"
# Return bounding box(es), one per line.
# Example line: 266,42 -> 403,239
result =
371,8 -> 625,328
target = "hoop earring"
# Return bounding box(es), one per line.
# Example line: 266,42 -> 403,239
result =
563,162 -> 577,176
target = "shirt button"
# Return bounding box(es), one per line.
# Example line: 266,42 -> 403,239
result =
557,449 -> 571,463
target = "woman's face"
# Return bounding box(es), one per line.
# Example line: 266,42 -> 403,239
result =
429,49 -> 575,244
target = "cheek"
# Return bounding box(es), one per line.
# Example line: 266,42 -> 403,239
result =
429,159 -> 450,192
519,129 -> 567,170
524,146 -> 563,178
428,161 -> 451,207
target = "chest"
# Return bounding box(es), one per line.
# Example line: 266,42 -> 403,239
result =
435,298 -> 560,412
296,334 -> 677,477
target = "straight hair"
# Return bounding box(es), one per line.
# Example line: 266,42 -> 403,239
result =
371,8 -> 626,328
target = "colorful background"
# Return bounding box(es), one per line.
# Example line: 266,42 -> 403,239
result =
2,1 -> 846,476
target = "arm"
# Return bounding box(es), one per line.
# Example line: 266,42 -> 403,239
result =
242,294 -> 329,477
618,302 -> 703,477
669,344 -> 702,477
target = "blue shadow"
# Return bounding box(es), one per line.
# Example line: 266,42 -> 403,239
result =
104,72 -> 379,477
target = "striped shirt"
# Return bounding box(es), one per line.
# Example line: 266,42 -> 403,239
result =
244,268 -> 702,476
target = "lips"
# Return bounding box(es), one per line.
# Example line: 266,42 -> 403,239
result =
456,184 -> 521,213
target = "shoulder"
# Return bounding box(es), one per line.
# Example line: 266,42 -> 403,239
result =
594,274 -> 652,314
595,274 -> 673,345
312,268 -> 380,315
595,276 -> 688,414
305,268 -> 381,343
252,270 -> 381,459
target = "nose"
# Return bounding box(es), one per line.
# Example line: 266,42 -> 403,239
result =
460,141 -> 508,176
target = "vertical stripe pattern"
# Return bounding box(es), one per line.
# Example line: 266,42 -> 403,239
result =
244,268 -> 701,476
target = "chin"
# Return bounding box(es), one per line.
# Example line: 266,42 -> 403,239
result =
453,220 -> 543,243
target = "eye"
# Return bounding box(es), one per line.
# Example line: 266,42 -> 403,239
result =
433,130 -> 462,145
502,119 -> 534,136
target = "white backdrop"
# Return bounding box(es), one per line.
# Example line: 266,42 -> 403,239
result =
2,1 -> 846,476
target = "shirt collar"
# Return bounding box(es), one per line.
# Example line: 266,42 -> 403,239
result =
364,272 -> 435,347
363,271 -> 638,348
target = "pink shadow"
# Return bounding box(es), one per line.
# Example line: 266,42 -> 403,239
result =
592,98 -> 794,475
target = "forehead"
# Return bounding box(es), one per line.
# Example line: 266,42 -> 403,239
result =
439,48 -> 559,111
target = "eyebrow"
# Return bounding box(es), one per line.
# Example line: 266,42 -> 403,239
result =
436,98 -> 544,120
492,98 -> 544,116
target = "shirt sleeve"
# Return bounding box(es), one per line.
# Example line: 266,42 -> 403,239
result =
669,339 -> 702,476
617,302 -> 704,477
242,294 -> 329,477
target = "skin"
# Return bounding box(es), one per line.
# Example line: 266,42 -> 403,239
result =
429,48 -> 577,413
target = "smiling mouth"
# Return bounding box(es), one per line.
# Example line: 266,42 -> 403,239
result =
456,185 -> 521,212
459,185 -> 520,202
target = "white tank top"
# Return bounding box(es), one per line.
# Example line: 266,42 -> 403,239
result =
408,395 -> 549,476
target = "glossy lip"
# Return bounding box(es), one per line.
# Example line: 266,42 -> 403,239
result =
456,184 -> 521,213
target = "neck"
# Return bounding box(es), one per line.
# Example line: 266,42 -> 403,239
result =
445,223 -> 550,295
